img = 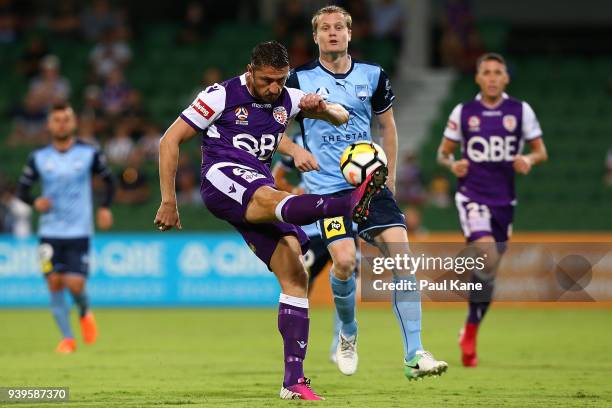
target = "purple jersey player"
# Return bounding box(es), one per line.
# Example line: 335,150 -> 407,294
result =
437,53 -> 548,368
154,41 -> 388,400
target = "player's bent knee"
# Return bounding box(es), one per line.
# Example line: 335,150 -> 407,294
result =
46,273 -> 63,291
245,186 -> 290,223
332,259 -> 355,278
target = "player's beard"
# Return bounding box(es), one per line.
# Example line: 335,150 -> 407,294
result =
52,130 -> 74,142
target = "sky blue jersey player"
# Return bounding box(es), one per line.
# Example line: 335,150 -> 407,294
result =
17,103 -> 116,353
284,6 -> 448,379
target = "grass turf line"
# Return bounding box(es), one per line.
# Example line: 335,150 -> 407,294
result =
0,308 -> 611,407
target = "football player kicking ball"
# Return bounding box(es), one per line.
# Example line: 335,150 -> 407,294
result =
437,53 -> 548,367
154,41 -> 387,400
285,5 -> 448,380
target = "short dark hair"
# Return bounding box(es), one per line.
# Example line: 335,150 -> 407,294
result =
251,41 -> 289,70
50,102 -> 73,112
476,52 -> 506,71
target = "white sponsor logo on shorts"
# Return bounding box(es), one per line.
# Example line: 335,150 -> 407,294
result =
232,168 -> 266,183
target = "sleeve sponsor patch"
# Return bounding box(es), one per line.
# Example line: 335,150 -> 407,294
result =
192,98 -> 215,119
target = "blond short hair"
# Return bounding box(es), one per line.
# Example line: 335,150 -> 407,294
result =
311,5 -> 352,32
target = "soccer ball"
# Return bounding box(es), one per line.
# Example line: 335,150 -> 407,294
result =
339,141 -> 388,186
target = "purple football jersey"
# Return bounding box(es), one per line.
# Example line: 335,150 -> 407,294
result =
444,93 -> 542,206
181,74 -> 304,174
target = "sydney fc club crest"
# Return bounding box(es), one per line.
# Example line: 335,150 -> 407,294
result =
355,84 -> 369,101
503,114 -> 517,132
273,106 -> 288,125
316,87 -> 330,100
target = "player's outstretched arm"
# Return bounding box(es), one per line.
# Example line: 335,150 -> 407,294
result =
154,117 -> 198,231
514,137 -> 548,175
437,138 -> 469,178
298,93 -> 349,126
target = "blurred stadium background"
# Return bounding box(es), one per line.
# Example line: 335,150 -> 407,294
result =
1,1 -> 611,406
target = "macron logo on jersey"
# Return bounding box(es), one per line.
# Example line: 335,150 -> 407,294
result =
192,99 -> 215,119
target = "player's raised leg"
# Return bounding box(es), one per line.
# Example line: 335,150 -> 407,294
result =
327,238 -> 359,375
47,273 -> 76,353
247,168 -> 387,226
270,236 -> 323,400
373,226 -> 448,380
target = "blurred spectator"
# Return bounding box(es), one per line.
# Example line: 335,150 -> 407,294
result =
188,66 -> 223,103
0,0 -> 19,44
48,0 -> 81,38
80,0 -> 119,41
440,0 -> 485,74
1,182 -> 32,238
342,0 -> 372,41
121,90 -> 148,137
29,55 -> 71,108
203,66 -> 222,87
16,36 -> 50,79
7,91 -> 48,146
404,206 -> 427,236
371,0 -> 405,52
80,85 -> 108,135
101,68 -> 131,118
429,173 -> 451,208
274,1 -> 309,41
176,156 -> 200,206
105,121 -> 134,165
137,124 -> 161,162
395,150 -> 427,207
288,32 -> 311,68
605,149 -> 612,187
114,151 -> 151,205
177,1 -> 211,45
77,117 -> 99,147
89,27 -> 132,80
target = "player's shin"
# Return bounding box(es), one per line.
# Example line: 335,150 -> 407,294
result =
275,194 -> 350,225
330,272 -> 357,337
50,290 -> 74,339
278,294 -> 310,387
71,290 -> 90,318
392,275 -> 423,362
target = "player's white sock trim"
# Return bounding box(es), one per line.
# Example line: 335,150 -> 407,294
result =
274,195 -> 296,223
279,293 -> 309,309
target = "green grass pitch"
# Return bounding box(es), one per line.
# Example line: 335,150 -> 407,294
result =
1,307 -> 611,407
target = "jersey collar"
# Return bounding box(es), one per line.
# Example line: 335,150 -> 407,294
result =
317,56 -> 354,79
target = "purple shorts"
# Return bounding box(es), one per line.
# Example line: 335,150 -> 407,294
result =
455,192 -> 514,243
201,161 -> 308,269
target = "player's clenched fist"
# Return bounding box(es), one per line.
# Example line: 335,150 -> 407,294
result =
451,159 -> 469,177
154,201 -> 182,231
513,155 -> 532,175
298,93 -> 327,114
34,197 -> 52,212
96,207 -> 113,230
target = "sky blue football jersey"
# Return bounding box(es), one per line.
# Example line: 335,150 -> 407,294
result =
287,58 -> 395,194
18,141 -> 113,238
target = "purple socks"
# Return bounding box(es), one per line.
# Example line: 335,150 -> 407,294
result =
275,194 -> 351,225
278,294 -> 310,387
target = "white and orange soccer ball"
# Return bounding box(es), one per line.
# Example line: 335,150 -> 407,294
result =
339,141 -> 388,186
